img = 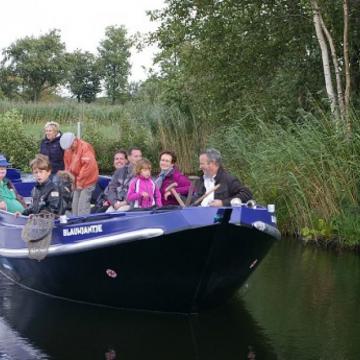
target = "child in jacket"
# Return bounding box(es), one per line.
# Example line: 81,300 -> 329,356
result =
21,155 -> 62,216
127,159 -> 162,209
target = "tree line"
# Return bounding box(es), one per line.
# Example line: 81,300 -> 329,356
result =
0,26 -> 131,104
138,0 -> 357,129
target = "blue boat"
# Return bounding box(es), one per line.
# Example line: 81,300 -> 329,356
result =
0,169 -> 280,313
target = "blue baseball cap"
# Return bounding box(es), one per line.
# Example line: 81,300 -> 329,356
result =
0,154 -> 10,167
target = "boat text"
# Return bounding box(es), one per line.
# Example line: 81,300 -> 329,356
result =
63,224 -> 103,237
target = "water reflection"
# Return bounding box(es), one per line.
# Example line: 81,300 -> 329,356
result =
0,275 -> 276,360
242,238 -> 360,360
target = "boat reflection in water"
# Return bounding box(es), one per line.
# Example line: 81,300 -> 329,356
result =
0,275 -> 276,360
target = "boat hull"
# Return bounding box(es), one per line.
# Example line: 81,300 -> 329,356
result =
0,217 -> 276,313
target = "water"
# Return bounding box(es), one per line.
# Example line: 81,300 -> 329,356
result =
0,238 -> 359,359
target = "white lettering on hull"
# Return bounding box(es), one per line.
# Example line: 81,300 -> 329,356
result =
63,224 -> 103,237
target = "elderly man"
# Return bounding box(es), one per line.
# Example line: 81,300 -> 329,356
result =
106,147 -> 142,212
195,148 -> 253,207
60,132 -> 99,216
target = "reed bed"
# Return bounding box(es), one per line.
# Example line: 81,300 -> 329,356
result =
212,112 -> 360,247
1,101 -> 360,246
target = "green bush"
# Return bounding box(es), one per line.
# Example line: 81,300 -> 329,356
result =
0,110 -> 38,170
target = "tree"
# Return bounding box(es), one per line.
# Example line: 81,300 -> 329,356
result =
98,25 -> 132,105
148,1 -> 321,123
309,0 -> 350,122
66,50 -> 102,103
1,29 -> 67,102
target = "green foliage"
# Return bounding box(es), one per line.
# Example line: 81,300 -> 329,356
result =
66,50 -> 102,103
148,0 -> 321,123
210,109 -> 360,247
301,219 -> 333,242
98,26 -> 132,105
1,29 -> 67,102
0,110 -> 38,170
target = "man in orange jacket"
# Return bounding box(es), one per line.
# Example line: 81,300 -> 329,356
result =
60,132 -> 99,216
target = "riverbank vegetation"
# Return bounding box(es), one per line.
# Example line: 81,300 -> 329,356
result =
1,1 -> 360,248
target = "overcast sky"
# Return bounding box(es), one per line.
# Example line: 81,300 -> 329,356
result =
0,0 -> 165,81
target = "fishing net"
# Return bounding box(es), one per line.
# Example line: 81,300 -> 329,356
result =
21,212 -> 55,261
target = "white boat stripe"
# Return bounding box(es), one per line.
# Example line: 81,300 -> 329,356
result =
0,228 -> 164,258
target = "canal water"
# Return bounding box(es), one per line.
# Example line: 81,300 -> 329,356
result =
0,237 -> 359,359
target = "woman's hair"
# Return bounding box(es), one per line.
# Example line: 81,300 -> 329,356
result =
44,121 -> 60,133
159,150 -> 177,164
30,154 -> 52,171
134,158 -> 152,175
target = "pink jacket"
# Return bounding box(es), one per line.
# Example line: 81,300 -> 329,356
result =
127,176 -> 162,208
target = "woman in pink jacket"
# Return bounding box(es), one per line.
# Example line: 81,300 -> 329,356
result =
127,159 -> 162,209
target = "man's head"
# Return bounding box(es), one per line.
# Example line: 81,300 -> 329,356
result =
60,132 -> 77,151
199,148 -> 222,177
113,150 -> 128,169
127,147 -> 142,165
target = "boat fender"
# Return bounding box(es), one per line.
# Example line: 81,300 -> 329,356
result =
252,221 -> 281,240
246,199 -> 257,208
230,198 -> 242,207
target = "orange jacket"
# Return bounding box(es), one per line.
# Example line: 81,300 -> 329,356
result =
64,139 -> 99,189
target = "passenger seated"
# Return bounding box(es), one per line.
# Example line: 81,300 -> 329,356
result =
92,150 -> 128,213
106,147 -> 142,212
127,159 -> 162,209
0,154 -> 26,213
21,155 -> 63,216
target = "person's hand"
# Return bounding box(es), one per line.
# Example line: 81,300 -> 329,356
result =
209,199 -> 223,207
0,201 -> 6,211
141,192 -> 149,198
114,201 -> 121,210
164,191 -> 171,200
14,211 -> 21,217
114,200 -> 127,210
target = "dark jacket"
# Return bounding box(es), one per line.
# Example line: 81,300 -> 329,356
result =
22,179 -> 62,216
40,134 -> 64,174
194,167 -> 253,206
107,164 -> 134,205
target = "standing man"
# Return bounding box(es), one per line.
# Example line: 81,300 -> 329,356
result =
60,132 -> 99,216
195,148 -> 253,207
107,147 -> 142,212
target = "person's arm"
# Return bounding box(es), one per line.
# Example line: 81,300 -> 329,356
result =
22,204 -> 34,216
126,180 -> 142,202
223,176 -> 253,206
39,139 -> 48,156
76,153 -> 98,189
22,187 -> 36,216
154,185 -> 162,207
107,168 -> 123,205
44,187 -> 61,215
7,179 -> 27,208
63,150 -> 72,171
174,173 -> 191,195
